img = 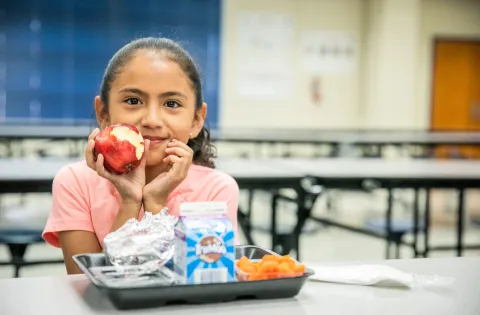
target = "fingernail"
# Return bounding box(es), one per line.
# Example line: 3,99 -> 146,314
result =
171,139 -> 177,142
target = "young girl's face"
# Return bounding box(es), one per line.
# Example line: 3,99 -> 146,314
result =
95,50 -> 205,167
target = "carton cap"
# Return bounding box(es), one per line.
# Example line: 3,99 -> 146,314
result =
180,202 -> 228,217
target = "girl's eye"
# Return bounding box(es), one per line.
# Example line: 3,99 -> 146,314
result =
125,98 -> 141,105
164,100 -> 180,108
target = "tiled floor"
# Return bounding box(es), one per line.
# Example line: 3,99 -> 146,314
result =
1,188 -> 479,279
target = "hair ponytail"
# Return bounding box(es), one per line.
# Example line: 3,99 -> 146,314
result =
187,126 -> 216,168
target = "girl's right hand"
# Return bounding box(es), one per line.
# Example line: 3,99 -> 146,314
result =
85,128 -> 150,205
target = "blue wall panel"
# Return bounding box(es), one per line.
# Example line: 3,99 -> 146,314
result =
2,0 -> 221,128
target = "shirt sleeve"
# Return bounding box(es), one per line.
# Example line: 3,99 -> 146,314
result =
42,165 -> 94,248
208,173 -> 241,245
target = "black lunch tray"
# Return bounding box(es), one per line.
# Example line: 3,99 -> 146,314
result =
73,245 -> 314,310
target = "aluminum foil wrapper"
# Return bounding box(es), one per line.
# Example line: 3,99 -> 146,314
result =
103,208 -> 179,276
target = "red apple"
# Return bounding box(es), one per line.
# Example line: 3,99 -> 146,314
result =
93,124 -> 145,175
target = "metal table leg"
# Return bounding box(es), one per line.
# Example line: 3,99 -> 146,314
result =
290,186 -> 308,261
413,188 -> 420,257
457,189 -> 465,257
385,188 -> 393,259
423,189 -> 431,257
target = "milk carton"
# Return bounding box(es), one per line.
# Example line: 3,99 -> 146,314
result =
174,202 -> 235,285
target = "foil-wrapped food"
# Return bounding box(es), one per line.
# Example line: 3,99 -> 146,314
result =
103,208 -> 178,276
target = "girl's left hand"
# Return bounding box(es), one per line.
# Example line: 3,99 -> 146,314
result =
143,139 -> 193,213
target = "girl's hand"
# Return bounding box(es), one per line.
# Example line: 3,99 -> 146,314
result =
143,139 -> 193,213
85,128 -> 150,205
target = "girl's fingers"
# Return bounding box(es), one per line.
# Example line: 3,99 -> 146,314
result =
95,154 -> 113,181
138,139 -> 150,169
163,155 -> 182,166
164,146 -> 193,159
85,139 -> 96,169
85,128 -> 100,169
88,128 -> 100,142
164,152 -> 190,180
165,140 -> 193,180
167,139 -> 194,153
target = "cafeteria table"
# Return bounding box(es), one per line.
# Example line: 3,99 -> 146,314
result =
1,157 -> 480,271
0,256 -> 478,315
271,158 -> 480,258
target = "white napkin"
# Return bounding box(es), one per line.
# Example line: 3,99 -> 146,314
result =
308,264 -> 455,289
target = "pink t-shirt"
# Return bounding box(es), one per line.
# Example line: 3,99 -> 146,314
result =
42,160 -> 240,248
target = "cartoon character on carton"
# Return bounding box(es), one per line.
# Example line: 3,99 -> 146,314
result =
174,202 -> 235,285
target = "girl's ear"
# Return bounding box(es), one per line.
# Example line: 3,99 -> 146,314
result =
191,102 -> 207,138
94,96 -> 109,129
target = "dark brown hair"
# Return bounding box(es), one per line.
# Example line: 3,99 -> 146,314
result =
99,37 -> 216,168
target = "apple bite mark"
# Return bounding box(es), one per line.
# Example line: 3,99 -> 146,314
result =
94,124 -> 145,175
110,126 -> 145,160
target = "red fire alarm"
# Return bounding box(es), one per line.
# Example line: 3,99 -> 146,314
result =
311,77 -> 321,105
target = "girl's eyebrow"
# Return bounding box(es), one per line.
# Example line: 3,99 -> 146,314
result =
159,91 -> 188,100
118,88 -> 187,100
118,88 -> 148,98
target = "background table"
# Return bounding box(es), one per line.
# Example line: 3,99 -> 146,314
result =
0,257 -> 478,315
270,158 -> 480,258
2,126 -> 479,158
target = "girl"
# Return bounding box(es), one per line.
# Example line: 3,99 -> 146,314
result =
42,37 -> 240,274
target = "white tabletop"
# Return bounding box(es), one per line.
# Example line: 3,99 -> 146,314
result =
0,158 -> 305,182
216,129 -> 480,144
1,157 -> 480,182
0,125 -> 94,139
215,129 -> 480,145
0,257 -> 478,315
270,158 -> 480,180
0,158 -> 76,181
215,158 -> 304,179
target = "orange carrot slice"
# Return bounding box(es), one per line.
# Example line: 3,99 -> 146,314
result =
293,264 -> 305,274
261,254 -> 278,262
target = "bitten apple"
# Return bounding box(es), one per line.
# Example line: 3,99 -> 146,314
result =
93,124 -> 145,174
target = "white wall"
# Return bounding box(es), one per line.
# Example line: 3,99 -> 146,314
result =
219,0 -> 480,130
220,0 -> 365,130
363,0 -> 421,130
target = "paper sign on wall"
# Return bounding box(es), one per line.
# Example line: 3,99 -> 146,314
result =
301,31 -> 356,75
236,12 -> 294,100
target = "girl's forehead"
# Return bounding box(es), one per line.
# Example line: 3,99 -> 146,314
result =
112,52 -> 192,93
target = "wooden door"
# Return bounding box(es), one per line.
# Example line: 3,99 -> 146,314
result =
431,39 -> 480,159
